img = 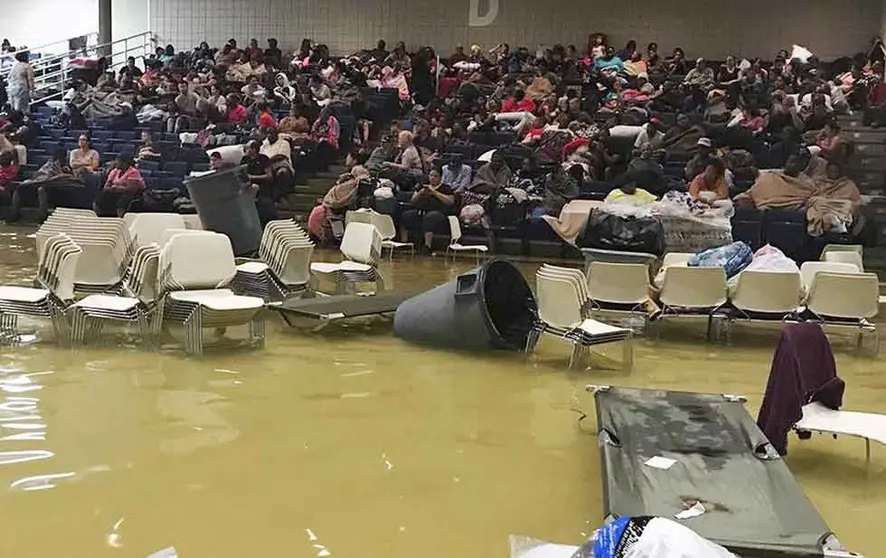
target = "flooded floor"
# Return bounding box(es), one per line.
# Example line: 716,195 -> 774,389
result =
0,225 -> 883,557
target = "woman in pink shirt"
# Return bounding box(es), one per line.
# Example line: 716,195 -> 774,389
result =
94,154 -> 145,217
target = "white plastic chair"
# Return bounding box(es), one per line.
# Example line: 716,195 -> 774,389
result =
155,233 -> 266,355
310,222 -> 384,294
0,234 -> 81,345
821,244 -> 862,261
658,266 -> 728,340
446,216 -> 488,263
799,261 -> 859,292
823,250 -> 864,272
806,272 -> 879,348
586,262 -> 651,329
129,213 -> 187,248
730,270 -> 802,320
533,271 -> 632,369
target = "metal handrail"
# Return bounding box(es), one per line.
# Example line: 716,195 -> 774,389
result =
0,32 -> 99,64
1,31 -> 157,106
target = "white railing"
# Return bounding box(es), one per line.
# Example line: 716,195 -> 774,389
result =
1,31 -> 156,105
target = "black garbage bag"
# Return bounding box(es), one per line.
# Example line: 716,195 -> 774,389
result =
580,211 -> 665,255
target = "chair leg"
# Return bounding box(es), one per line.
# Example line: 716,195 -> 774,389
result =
623,334 -> 634,372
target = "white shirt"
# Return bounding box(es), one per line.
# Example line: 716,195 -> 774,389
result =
261,138 -> 291,164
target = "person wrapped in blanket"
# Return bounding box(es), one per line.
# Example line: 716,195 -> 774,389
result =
306,164 -> 372,242
734,148 -> 861,236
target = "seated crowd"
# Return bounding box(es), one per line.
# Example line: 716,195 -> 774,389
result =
0,33 -> 883,253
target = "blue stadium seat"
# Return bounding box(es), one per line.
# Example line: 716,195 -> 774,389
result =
92,143 -> 110,154
101,152 -> 120,164
162,161 -> 188,177
162,133 -> 179,143
138,160 -> 161,172
114,131 -> 138,140
39,140 -> 61,152
91,130 -> 114,141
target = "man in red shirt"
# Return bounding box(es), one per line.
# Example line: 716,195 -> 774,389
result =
256,101 -> 278,129
496,88 -> 537,136
501,88 -> 537,113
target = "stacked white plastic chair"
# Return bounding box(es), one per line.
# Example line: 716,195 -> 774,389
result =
68,242 -> 162,347
310,222 -> 384,294
530,264 -> 633,370
0,233 -> 81,345
234,220 -> 314,301
347,209 -> 414,260
36,208 -> 133,294
157,232 -> 266,356
128,213 -> 187,248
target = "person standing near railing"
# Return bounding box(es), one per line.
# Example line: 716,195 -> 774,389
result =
7,51 -> 34,113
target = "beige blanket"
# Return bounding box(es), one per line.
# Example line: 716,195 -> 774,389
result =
806,176 -> 861,236
542,200 -> 602,244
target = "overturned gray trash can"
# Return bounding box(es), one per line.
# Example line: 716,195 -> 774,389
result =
394,259 -> 537,351
185,165 -> 261,256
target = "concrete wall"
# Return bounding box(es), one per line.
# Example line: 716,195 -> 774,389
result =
149,0 -> 880,60
0,0 -> 98,50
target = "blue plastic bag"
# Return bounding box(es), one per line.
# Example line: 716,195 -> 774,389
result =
688,241 -> 753,279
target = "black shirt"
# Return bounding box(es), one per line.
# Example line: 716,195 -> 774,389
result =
264,48 -> 283,68
717,66 -> 739,83
119,65 -> 143,79
413,183 -> 455,214
242,153 -> 270,177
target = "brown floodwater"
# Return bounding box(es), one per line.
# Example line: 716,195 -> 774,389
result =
0,224 -> 883,558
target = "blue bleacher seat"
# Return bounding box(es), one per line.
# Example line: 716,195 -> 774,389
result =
46,129 -> 65,139
64,142 -> 78,152
92,143 -> 110,154
153,170 -> 173,178
114,131 -> 138,141
39,140 -> 61,152
110,140 -> 130,153
162,133 -> 179,143
138,160 -> 160,172
181,148 -> 208,163
101,152 -> 120,164
147,121 -> 164,132
162,161 -> 188,177
92,130 -> 113,141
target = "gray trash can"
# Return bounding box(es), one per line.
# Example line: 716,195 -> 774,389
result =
394,259 -> 537,351
185,165 -> 262,256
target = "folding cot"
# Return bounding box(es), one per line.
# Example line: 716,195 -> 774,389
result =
589,385 -> 859,558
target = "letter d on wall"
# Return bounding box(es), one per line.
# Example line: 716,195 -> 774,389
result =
469,0 -> 499,27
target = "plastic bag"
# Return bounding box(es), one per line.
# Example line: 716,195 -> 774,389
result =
688,241 -> 752,278
510,517 -> 737,558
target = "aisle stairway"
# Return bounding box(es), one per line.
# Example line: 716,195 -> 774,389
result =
838,113 -> 886,272
283,163 -> 348,222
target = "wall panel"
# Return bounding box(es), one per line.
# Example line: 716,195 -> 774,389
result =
149,0 -> 879,60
